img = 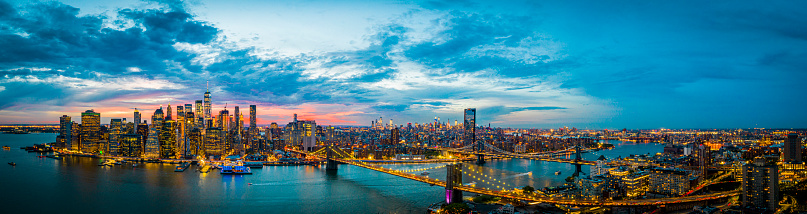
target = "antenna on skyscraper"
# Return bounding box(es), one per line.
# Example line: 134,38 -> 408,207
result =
206,81 -> 209,92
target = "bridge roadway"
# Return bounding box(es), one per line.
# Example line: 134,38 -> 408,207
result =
431,147 -> 597,165
292,148 -> 740,207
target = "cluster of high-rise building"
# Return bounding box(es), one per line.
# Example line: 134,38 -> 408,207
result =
54,89 -> 315,160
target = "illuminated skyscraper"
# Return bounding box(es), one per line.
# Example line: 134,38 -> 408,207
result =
71,122 -> 81,151
465,108 -> 482,164
176,105 -> 185,156
195,100 -> 204,128
204,127 -> 223,158
136,124 -> 148,156
59,115 -> 72,149
119,134 -> 142,157
160,119 -> 177,159
249,105 -> 258,149
188,128 -> 202,156
204,90 -> 211,124
184,110 -> 195,156
166,104 -> 173,120
81,110 -> 101,152
742,157 -> 778,211
784,133 -> 802,164
283,114 -> 316,151
249,105 -> 256,130
134,108 -> 141,124
108,118 -> 123,155
145,107 -> 163,159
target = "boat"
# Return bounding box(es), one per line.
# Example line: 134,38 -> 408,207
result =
220,165 -> 252,175
2,146 -> 9,150
132,164 -> 139,167
37,155 -> 46,158
175,162 -> 190,172
8,162 -> 16,166
199,165 -> 212,173
421,171 -> 430,176
555,171 -> 561,175
99,160 -> 115,166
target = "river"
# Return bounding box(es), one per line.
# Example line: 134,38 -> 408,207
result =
0,133 -> 663,213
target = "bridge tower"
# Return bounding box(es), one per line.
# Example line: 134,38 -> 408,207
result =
573,139 -> 582,177
445,163 -> 463,204
326,145 -> 338,170
475,140 -> 485,165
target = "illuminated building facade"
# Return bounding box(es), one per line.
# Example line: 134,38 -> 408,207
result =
622,171 -> 650,198
136,124 -> 148,156
58,115 -> 72,149
80,109 -> 101,151
188,128 -> 202,156
742,157 -> 778,211
145,108 -> 163,159
159,119 -> 177,159
119,134 -> 142,157
195,100 -> 204,128
108,118 -> 123,155
283,114 -> 317,151
176,105 -> 185,157
784,133 -> 802,163
204,127 -> 223,158
648,167 -> 690,196
204,90 -> 211,125
134,108 -> 141,124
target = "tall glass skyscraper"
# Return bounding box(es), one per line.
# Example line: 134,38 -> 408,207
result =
145,107 -> 164,159
134,108 -> 141,124
195,100 -> 204,128
81,110 -> 101,152
204,90 -> 211,124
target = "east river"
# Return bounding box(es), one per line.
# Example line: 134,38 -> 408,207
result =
0,133 -> 663,213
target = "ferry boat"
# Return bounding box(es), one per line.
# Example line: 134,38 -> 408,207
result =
220,165 -> 252,175
2,146 -> 10,150
174,163 -> 190,172
555,171 -> 561,175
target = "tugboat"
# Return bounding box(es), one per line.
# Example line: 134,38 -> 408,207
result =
220,165 -> 252,175
8,162 -> 16,166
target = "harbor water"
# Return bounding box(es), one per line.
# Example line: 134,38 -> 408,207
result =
0,133 -> 662,213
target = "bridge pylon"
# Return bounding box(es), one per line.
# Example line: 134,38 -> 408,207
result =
445,163 -> 463,204
573,141 -> 583,177
475,142 -> 485,165
326,145 -> 338,170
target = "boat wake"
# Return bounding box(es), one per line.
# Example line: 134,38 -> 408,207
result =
504,172 -> 532,179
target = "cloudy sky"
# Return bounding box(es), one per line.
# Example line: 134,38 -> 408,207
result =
0,0 -> 805,129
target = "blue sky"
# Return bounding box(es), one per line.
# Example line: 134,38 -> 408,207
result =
0,0 -> 805,129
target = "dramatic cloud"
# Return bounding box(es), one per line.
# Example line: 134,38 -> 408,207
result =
0,0 -> 805,128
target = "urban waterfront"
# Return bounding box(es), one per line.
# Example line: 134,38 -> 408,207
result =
0,133 -> 662,213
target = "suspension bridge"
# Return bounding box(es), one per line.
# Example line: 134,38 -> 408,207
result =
289,145 -> 739,207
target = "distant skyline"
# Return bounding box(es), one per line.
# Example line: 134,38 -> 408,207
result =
1,0 -> 806,129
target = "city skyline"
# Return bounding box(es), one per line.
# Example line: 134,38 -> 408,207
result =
1,0 -> 807,129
